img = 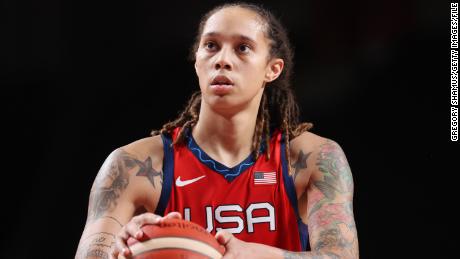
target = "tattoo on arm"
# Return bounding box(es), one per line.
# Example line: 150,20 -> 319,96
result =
307,141 -> 359,258
282,250 -> 303,259
134,156 -> 163,188
87,149 -> 133,221
100,216 -> 123,228
291,150 -> 312,182
309,141 -> 353,216
282,249 -> 340,259
87,149 -> 163,222
85,249 -> 109,259
76,232 -> 115,259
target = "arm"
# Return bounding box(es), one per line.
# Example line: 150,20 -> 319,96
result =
283,140 -> 359,259
215,139 -> 358,259
75,145 -> 163,259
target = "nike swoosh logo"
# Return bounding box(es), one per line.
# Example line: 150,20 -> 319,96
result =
175,175 -> 206,187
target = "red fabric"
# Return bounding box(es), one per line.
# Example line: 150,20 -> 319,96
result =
163,128 -> 303,251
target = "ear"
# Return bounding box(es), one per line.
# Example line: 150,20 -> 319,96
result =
264,58 -> 284,83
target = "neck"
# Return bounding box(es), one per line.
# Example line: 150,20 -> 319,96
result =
192,96 -> 262,167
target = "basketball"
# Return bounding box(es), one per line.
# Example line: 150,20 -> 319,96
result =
118,218 -> 225,259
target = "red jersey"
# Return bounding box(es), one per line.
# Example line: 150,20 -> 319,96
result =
155,128 -> 310,251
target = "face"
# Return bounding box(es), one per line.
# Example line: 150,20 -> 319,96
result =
194,7 -> 284,113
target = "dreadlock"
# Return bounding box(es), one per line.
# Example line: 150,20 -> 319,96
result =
152,2 -> 313,172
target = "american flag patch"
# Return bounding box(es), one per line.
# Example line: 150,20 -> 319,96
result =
254,172 -> 277,185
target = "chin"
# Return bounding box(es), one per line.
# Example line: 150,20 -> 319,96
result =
203,94 -> 239,112
206,94 -> 234,106
205,94 -> 256,117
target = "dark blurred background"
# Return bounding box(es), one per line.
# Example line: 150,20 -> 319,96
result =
0,0 -> 454,258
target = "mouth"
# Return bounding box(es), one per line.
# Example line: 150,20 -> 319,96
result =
210,75 -> 234,86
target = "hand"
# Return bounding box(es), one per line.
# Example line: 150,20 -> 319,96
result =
215,230 -> 282,259
110,211 -> 182,259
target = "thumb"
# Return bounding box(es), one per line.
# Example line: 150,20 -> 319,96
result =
215,230 -> 234,246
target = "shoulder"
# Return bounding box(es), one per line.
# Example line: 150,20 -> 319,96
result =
97,135 -> 165,186
289,131 -> 349,159
95,135 -> 166,212
289,131 -> 350,190
81,136 -> 168,234
120,134 -> 165,167
289,131 -> 329,156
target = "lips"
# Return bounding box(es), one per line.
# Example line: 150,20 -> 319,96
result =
211,75 -> 234,86
209,75 -> 234,95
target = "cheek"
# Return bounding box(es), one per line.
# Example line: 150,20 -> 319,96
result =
194,58 -> 204,76
195,54 -> 211,75
195,51 -> 208,66
195,60 -> 208,90
243,60 -> 267,82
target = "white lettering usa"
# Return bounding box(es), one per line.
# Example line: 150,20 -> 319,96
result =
183,203 -> 276,234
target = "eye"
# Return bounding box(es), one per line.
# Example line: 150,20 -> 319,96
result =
237,44 -> 251,53
204,41 -> 217,51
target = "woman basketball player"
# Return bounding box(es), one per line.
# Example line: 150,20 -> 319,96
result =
76,3 -> 359,259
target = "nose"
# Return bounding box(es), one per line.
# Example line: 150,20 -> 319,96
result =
214,46 -> 233,71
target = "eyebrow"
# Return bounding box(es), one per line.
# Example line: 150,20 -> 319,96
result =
202,32 -> 257,45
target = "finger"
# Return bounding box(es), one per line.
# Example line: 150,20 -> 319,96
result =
110,249 -> 120,259
163,211 -> 182,220
133,213 -> 162,226
112,248 -> 130,259
130,213 -> 162,238
215,230 -> 233,246
124,220 -> 144,239
115,233 -> 132,257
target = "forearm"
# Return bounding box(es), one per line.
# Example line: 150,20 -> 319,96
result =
282,250 -> 356,259
76,231 -> 115,259
249,243 -> 355,259
243,245 -> 312,259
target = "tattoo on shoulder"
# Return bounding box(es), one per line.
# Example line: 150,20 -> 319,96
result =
134,156 -> 163,188
291,150 -> 312,182
87,149 -> 163,222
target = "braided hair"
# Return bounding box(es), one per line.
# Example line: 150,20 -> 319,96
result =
152,2 -> 313,169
